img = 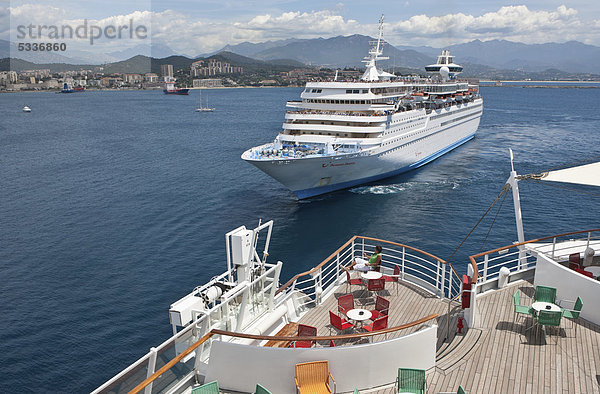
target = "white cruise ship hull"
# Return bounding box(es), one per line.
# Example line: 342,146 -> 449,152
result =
244,100 -> 482,199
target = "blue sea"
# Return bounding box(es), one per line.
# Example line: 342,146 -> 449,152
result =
1,86 -> 599,392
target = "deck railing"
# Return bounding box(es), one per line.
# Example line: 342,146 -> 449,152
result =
128,314 -> 439,394
93,262 -> 282,394
468,229 -> 600,284
277,235 -> 462,305
96,235 -> 460,394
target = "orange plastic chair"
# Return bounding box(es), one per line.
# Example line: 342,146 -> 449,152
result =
295,360 -> 336,394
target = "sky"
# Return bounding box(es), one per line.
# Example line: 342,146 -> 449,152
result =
3,0 -> 600,56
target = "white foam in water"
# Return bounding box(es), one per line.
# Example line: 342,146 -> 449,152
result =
351,179 -> 461,195
350,183 -> 410,194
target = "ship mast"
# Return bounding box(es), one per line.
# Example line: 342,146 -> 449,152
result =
361,15 -> 389,81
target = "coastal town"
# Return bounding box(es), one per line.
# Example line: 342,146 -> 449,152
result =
0,56 -> 350,92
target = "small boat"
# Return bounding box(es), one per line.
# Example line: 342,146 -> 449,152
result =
195,89 -> 215,112
22,106 -> 31,112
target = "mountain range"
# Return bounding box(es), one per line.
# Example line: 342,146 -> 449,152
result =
212,35 -> 600,74
3,35 -> 600,77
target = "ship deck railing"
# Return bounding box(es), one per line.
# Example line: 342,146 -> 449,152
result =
93,260 -> 284,394
286,110 -> 388,117
122,235 -> 466,394
468,229 -> 600,288
466,228 -> 600,329
276,235 -> 463,305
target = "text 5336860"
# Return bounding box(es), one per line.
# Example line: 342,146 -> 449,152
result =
18,42 -> 67,51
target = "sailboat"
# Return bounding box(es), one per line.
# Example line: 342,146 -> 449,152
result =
195,89 -> 215,112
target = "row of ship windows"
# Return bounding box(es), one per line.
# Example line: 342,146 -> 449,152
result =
380,110 -> 481,156
440,110 -> 483,127
303,99 -> 388,104
389,116 -> 424,126
382,124 -> 430,146
290,131 -> 370,138
382,120 -> 425,136
431,103 -> 483,120
346,89 -> 369,94
380,138 -> 421,156
380,126 -> 442,156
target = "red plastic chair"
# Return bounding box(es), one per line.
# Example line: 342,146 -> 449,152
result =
369,296 -> 390,320
569,262 -> 581,270
291,324 -> 317,348
367,278 -> 385,297
329,339 -> 335,347
569,253 -> 581,265
383,265 -> 400,282
575,268 -> 594,278
337,294 -> 355,317
329,311 -> 354,334
345,270 -> 364,292
363,315 -> 389,339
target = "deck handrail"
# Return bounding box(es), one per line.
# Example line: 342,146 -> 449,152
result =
468,229 -> 600,282
276,235 -> 457,295
276,236 -> 358,295
128,332 -> 215,394
127,313 -> 439,394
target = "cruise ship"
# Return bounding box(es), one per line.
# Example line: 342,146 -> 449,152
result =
94,160 -> 600,394
242,18 -> 483,199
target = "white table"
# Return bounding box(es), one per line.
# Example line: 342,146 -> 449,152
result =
584,266 -> 600,278
346,308 -> 372,328
532,302 -> 561,313
361,271 -> 383,280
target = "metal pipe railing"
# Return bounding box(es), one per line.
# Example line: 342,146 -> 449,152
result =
468,229 -> 600,283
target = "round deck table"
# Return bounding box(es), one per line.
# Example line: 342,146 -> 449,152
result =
532,302 -> 561,313
584,266 -> 600,278
361,271 -> 383,280
346,308 -> 372,329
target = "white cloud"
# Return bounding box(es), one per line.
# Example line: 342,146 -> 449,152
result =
238,10 -> 360,37
389,5 -> 596,46
5,4 -> 600,56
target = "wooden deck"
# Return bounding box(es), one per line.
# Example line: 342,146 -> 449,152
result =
296,278 -> 462,349
218,277 -> 600,393
364,279 -> 600,394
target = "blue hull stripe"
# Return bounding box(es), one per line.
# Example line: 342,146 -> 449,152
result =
294,133 -> 475,199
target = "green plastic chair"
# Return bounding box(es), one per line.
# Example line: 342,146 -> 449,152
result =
513,291 -> 533,325
562,296 -> 583,337
354,389 -> 359,394
192,381 -> 219,394
534,285 -> 557,303
537,310 -> 562,343
255,383 -> 272,394
397,368 -> 425,394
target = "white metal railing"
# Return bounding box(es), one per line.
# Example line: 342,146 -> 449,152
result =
469,229 -> 600,285
277,236 -> 461,312
94,263 -> 281,394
